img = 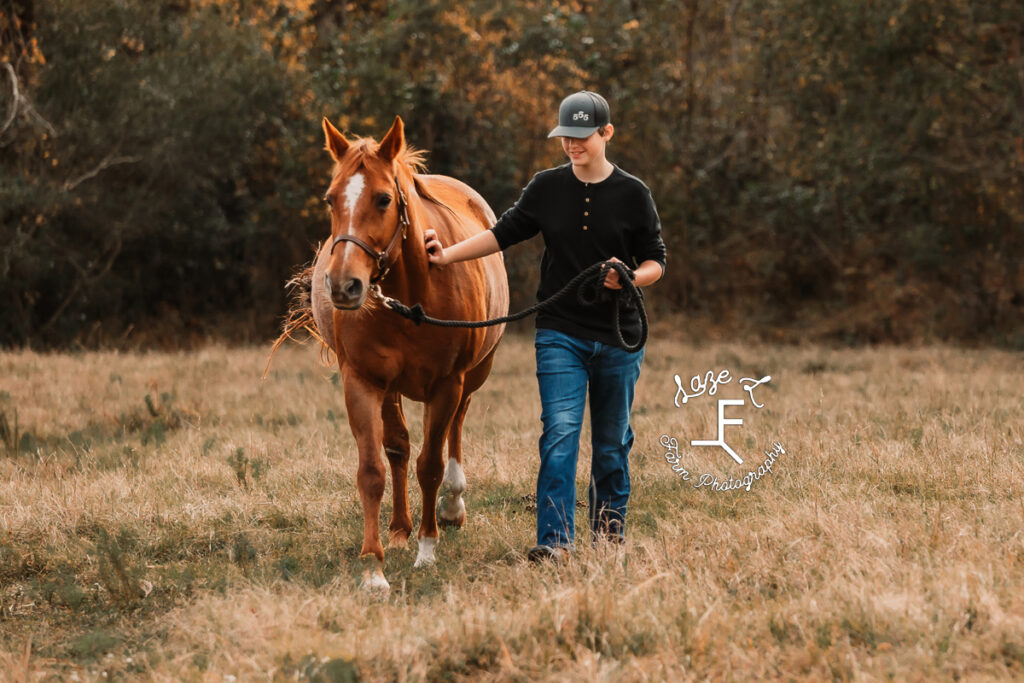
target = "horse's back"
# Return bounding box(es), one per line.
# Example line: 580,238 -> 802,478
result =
414,174 -> 498,235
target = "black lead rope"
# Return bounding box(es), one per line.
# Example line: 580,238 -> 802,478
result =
378,260 -> 648,352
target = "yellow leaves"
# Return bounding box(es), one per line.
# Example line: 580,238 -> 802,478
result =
283,0 -> 316,13
32,47 -> 45,66
621,19 -> 640,31
121,36 -> 145,54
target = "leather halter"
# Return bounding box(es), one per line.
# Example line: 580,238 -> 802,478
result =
329,177 -> 411,285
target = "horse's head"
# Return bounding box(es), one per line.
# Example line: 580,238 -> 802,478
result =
321,115 -> 415,310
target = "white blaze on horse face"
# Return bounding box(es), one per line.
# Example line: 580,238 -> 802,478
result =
343,172 -> 365,234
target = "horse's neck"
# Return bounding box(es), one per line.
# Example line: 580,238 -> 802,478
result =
383,185 -> 429,300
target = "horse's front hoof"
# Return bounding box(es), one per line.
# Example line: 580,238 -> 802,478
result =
360,567 -> 391,593
414,536 -> 437,567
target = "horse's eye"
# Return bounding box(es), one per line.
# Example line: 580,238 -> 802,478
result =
376,194 -> 392,211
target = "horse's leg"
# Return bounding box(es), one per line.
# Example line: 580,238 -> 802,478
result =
438,390 -> 470,529
341,366 -> 389,591
438,347 -> 498,529
382,392 -> 413,549
414,376 -> 464,568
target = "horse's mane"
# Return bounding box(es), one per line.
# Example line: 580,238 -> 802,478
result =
333,137 -> 428,178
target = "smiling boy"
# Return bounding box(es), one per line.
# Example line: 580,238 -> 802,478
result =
425,91 -> 667,561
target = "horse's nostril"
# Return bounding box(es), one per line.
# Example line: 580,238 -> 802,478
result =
342,279 -> 364,299
324,273 -> 332,295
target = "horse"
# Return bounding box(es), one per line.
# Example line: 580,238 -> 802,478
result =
310,115 -> 508,592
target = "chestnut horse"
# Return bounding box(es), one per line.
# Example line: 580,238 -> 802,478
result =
311,115 -> 508,591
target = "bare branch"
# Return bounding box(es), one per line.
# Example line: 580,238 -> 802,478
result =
906,153 -> 993,175
0,62 -> 19,137
807,228 -> 843,273
0,61 -> 56,140
20,96 -> 56,137
63,154 -> 144,192
40,233 -> 124,333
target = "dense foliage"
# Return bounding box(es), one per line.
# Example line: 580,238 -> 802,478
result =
2,0 -> 1022,346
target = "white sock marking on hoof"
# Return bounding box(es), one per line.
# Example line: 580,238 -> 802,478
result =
442,459 -> 466,494
361,567 -> 390,593
414,536 -> 437,568
440,459 -> 467,524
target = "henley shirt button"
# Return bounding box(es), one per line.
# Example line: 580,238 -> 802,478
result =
582,225 -> 588,230
584,211 -> 589,216
585,198 -> 590,203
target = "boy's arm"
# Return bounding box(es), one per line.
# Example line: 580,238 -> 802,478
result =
632,259 -> 665,287
425,229 -> 500,266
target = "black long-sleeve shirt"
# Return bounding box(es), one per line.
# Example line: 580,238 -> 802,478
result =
490,163 -> 667,348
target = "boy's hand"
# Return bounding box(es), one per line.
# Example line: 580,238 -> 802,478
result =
602,257 -> 631,290
424,229 -> 446,266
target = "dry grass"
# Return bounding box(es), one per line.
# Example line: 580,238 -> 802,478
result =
1,331 -> 1022,681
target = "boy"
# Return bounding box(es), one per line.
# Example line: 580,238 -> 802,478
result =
424,91 -> 666,561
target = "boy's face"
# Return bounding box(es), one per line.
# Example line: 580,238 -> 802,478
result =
560,127 -> 612,168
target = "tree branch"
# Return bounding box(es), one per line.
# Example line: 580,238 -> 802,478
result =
0,60 -> 56,140
20,96 -> 56,137
40,233 -> 124,333
63,154 -> 144,192
0,62 -> 19,137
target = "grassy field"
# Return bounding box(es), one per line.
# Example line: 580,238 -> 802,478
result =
1,330 -> 1022,681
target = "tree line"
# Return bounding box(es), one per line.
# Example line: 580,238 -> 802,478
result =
2,0 -> 1022,347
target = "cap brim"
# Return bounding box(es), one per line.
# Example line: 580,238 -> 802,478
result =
547,125 -> 599,139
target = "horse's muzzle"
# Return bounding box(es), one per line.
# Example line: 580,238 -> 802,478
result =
326,273 -> 366,310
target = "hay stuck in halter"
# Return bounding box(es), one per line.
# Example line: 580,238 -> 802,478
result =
264,250 -> 333,378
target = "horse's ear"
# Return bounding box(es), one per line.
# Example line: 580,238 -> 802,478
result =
378,115 -> 405,164
322,117 -> 349,161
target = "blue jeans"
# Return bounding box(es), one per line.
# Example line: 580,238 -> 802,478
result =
534,327 -> 644,549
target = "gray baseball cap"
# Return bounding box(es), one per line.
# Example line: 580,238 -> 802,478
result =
547,91 -> 611,138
